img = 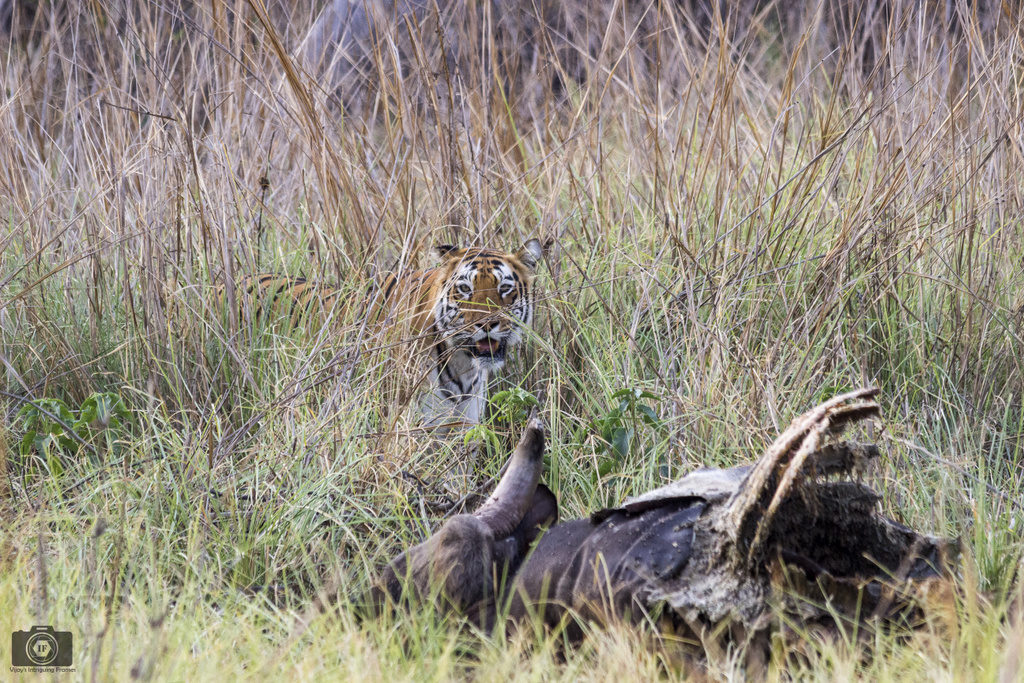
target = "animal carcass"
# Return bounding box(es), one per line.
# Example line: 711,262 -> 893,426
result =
371,388 -> 954,660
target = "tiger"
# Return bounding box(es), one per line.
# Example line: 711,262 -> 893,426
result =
223,238 -> 544,428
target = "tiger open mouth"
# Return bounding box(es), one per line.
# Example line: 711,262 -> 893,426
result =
471,338 -> 506,359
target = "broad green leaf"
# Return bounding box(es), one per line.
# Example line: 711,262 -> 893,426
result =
638,404 -> 661,427
611,427 -> 632,460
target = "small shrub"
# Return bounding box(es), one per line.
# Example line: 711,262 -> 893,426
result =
16,391 -> 130,476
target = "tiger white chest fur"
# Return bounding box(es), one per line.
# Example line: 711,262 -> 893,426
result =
419,347 -> 489,426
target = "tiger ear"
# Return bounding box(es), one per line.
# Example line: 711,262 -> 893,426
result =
516,239 -> 544,272
434,244 -> 459,260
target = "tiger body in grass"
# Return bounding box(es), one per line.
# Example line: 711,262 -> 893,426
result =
226,239 -> 543,428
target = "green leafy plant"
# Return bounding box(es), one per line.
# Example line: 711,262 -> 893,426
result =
77,392 -> 130,432
463,423 -> 502,455
466,388 -> 542,459
590,388 -> 664,475
488,387 -> 540,425
17,398 -> 79,461
17,391 -> 130,472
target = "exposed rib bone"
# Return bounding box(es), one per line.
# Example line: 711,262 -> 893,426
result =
724,388 -> 881,563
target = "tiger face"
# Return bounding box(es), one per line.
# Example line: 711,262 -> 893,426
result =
430,239 -> 543,373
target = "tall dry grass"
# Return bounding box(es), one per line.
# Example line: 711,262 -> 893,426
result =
1,0 -> 1022,679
